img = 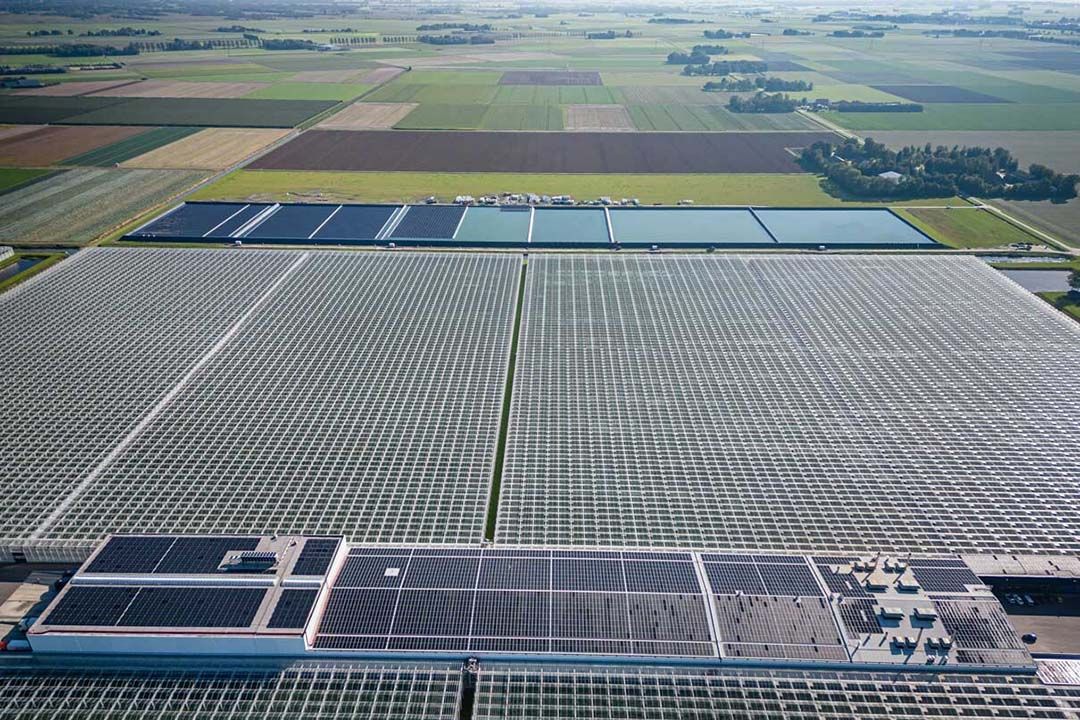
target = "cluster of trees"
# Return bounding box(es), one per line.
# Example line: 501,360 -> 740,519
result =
692,44 -> 728,55
418,34 -> 493,45
648,17 -> 697,24
301,27 -> 358,33
832,29 -> 885,38
261,38 -> 317,50
783,28 -> 812,36
416,22 -> 491,31
705,76 -> 812,92
666,51 -> 708,65
586,30 -> 619,39
801,138 -> 1080,201
834,101 -> 922,112
52,43 -> 139,56
26,29 -> 68,36
217,25 -> 264,33
0,64 -> 67,74
728,93 -> 799,113
81,26 -> 158,36
703,29 -> 734,38
682,59 -> 768,77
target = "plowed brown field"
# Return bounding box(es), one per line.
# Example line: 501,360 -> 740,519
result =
0,125 -> 146,166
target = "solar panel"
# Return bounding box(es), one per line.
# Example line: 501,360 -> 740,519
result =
117,587 -> 266,628
267,589 -> 319,629
132,203 -> 247,239
478,558 -> 551,590
310,204 -> 397,241
472,591 -> 550,638
44,586 -> 138,626
757,563 -> 824,597
552,559 -> 625,592
244,204 -> 338,241
391,590 -> 473,637
154,537 -> 260,574
336,555 -> 410,588
403,556 -> 479,589
291,538 -> 339,576
911,566 -> 983,593
84,535 -> 176,574
623,561 -> 701,594
839,598 -> 883,637
319,588 -> 396,636
552,593 -> 629,640
705,563 -> 766,596
627,594 -> 711,643
389,205 -> 465,239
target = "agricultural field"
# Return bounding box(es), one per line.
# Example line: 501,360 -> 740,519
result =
868,132 -> 1080,174
894,207 -> 1042,249
121,128 -> 291,170
191,169 -> 967,207
13,79 -> 141,96
316,103 -> 419,130
564,105 -> 635,132
250,130 -> 834,173
0,168 -> 206,246
821,105 -> 1080,132
92,80 -> 270,99
0,125 -> 144,167
242,83 -> 370,102
991,198 -> 1080,248
64,127 -> 202,166
0,168 -> 51,195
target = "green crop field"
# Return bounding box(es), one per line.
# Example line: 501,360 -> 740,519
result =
63,127 -> 201,166
0,168 -> 52,194
479,105 -> 563,131
64,97 -> 338,128
392,104 -> 488,130
821,104 -> 1080,132
244,82 -> 370,101
190,169 -> 967,207
894,207 -> 1041,249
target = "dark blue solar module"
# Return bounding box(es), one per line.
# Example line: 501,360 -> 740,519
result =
84,536 -> 177,575
704,563 -> 766,595
44,586 -> 139,626
335,555 -> 409,588
472,591 -> 550,637
132,203 -> 247,239
628,594 -> 712,642
320,588 -> 396,635
243,204 -> 338,241
478,558 -> 550,590
392,590 -> 473,637
911,566 -> 982,593
816,566 -> 869,598
839,598 -> 883,636
623,561 -> 700,594
154,537 -> 260,574
402,556 -> 479,589
291,538 -> 339,576
118,587 -> 266,628
389,205 -> 466,240
552,592 -> 629,640
267,589 -> 318,629
552,559 -> 625,592
310,205 -> 397,241
204,204 -> 265,238
757,563 -> 823,597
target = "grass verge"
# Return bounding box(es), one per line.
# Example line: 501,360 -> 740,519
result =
894,207 -> 1042,249
192,170 -> 966,207
0,253 -> 66,294
1039,291 -> 1080,321
485,260 -> 527,541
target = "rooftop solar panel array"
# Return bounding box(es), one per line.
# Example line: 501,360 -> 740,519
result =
0,249 -> 300,550
45,585 -> 268,628
498,254 -> 1080,554
0,663 -> 463,720
389,205 -> 466,240
49,252 -> 517,546
314,547 -> 715,658
475,665 -> 1080,719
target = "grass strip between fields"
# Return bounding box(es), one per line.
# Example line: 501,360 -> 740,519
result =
485,259 -> 527,541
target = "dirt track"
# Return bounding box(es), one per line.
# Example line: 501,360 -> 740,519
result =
250,130 -> 834,173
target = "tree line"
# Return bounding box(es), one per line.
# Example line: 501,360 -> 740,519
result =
800,138 -> 1079,201
682,60 -> 768,77
704,76 -> 812,92
728,93 -> 800,113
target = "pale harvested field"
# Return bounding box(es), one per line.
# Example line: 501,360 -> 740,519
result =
401,51 -> 567,67
291,69 -> 370,83
0,126 -> 145,166
360,66 -> 406,84
565,104 -> 636,131
91,80 -> 270,99
316,102 -> 418,130
14,80 -> 139,97
121,128 -> 290,170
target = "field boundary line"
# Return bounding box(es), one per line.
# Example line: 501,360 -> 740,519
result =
28,252 -> 311,540
796,109 -> 856,140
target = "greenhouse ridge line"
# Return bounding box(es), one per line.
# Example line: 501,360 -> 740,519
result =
28,252 -> 311,541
